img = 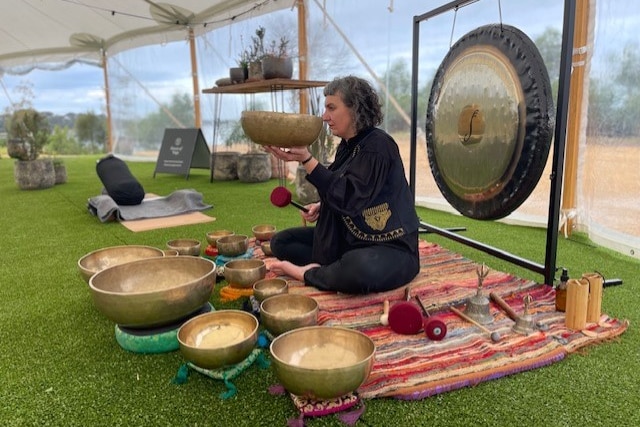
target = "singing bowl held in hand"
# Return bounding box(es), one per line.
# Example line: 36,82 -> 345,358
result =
240,111 -> 323,147
270,326 -> 376,399
78,245 -> 165,284
89,256 -> 216,328
178,310 -> 259,370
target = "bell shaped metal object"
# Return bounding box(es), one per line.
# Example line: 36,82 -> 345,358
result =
512,294 -> 537,335
464,264 -> 494,325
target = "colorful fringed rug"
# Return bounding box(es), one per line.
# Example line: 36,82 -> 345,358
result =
252,239 -> 629,400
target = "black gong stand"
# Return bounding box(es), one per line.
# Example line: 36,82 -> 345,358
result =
408,0 -> 576,287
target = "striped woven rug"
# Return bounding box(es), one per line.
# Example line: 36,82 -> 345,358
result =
256,239 -> 629,400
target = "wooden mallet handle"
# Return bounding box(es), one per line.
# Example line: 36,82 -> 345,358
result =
489,292 -> 518,321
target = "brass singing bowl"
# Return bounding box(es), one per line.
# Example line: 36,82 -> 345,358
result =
166,239 -> 201,256
89,257 -> 216,328
216,234 -> 249,257
223,259 -> 266,288
251,224 -> 276,241
206,230 -> 235,248
259,294 -> 318,336
240,111 -> 323,147
260,241 -> 272,256
78,245 -> 165,284
252,278 -> 288,302
178,310 -> 259,370
270,326 -> 376,399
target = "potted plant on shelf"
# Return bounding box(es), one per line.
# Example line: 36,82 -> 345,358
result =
262,35 -> 293,79
246,26 -> 266,81
230,50 -> 249,84
5,108 -> 55,190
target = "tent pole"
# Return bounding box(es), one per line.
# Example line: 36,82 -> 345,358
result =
189,27 -> 202,129
561,0 -> 591,236
297,0 -> 309,113
101,50 -> 113,153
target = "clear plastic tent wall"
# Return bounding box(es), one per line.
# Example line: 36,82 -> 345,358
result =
105,0 -> 638,260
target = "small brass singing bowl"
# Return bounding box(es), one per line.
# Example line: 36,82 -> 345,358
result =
260,241 -> 272,256
216,234 -> 249,257
166,239 -> 201,256
259,294 -> 319,336
163,249 -> 180,257
252,278 -> 288,302
178,310 -> 259,370
223,259 -> 266,288
78,245 -> 165,284
206,230 -> 235,248
270,326 -> 376,399
251,224 -> 276,241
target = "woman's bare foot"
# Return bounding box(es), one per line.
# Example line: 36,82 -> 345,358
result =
269,260 -> 320,281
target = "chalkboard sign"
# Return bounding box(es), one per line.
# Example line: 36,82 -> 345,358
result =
153,128 -> 210,179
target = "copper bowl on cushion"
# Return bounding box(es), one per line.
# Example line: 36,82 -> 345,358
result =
78,245 -> 165,284
251,224 -> 276,241
216,234 -> 249,257
252,278 -> 288,302
270,326 -> 375,399
206,230 -> 235,248
89,257 -> 216,328
178,310 -> 259,369
166,239 -> 201,256
240,111 -> 323,147
259,294 -> 318,336
223,259 -> 266,288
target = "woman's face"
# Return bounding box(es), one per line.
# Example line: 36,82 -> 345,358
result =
322,93 -> 356,140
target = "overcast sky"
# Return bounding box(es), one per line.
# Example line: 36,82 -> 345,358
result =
0,0 -> 637,117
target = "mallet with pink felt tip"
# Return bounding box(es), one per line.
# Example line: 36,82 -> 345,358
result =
270,186 -> 309,212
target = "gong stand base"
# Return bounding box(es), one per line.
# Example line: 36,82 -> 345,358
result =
419,221 -> 546,276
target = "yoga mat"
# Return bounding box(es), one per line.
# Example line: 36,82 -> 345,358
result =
120,193 -> 215,232
121,211 -> 216,232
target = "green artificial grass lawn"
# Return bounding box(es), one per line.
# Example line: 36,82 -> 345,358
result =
0,156 -> 638,427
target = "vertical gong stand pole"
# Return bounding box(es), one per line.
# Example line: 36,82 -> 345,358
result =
544,0 -> 576,286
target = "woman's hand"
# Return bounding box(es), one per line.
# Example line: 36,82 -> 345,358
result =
264,145 -> 310,163
302,202 -> 321,223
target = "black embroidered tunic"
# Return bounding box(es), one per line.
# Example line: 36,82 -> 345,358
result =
306,127 -> 419,265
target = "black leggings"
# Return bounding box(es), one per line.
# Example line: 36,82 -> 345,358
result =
270,227 -> 420,294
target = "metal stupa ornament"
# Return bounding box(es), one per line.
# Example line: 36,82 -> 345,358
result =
464,263 -> 494,324
512,294 -> 536,335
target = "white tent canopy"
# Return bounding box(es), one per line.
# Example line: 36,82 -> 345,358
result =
0,0 -> 288,73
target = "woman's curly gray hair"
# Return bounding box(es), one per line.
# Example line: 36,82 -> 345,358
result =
324,76 -> 383,133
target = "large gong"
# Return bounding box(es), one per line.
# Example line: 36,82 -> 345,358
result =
426,24 -> 554,220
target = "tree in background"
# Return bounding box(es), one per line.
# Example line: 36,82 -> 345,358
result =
378,58 -> 430,134
134,92 -> 195,150
47,125 -> 83,155
75,111 -> 106,153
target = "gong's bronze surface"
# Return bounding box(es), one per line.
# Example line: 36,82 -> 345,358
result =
426,24 -> 554,220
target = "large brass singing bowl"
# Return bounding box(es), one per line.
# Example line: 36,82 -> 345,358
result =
78,245 -> 165,284
178,310 -> 259,370
240,111 -> 324,147
270,326 -> 375,399
260,294 -> 318,336
223,259 -> 266,288
89,257 -> 216,328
